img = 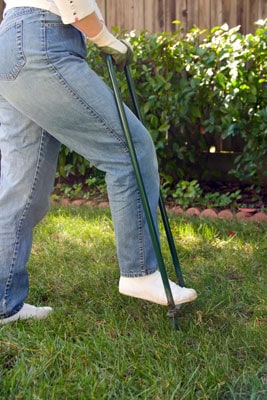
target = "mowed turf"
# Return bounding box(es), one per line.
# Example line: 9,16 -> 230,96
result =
1,205 -> 266,400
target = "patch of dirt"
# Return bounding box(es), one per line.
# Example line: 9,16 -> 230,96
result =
200,181 -> 267,210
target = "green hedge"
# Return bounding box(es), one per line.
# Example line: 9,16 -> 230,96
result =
58,19 -> 267,185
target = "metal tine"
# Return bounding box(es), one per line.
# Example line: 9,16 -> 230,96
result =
105,55 -> 179,329
124,66 -> 185,287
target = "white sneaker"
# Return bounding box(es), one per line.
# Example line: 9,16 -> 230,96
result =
0,303 -> 53,325
119,271 -> 197,306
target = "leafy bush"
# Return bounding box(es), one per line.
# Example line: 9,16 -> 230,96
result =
162,179 -> 243,209
127,20 -> 267,183
172,180 -> 203,208
58,19 -> 267,186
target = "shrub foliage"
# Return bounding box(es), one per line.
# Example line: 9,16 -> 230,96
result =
58,19 -> 267,185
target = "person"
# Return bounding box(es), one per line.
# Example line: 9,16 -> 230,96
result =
0,0 -> 197,324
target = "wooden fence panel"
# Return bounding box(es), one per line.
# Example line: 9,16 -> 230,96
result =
186,0 -> 198,30
174,0 -> 188,30
211,0 -> 223,28
144,0 -> 157,32
199,0 -> 211,30
98,0 -> 266,34
0,0 -> 266,31
0,0 -> 4,22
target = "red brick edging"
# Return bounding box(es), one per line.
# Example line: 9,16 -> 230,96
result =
52,198 -> 267,223
169,206 -> 267,222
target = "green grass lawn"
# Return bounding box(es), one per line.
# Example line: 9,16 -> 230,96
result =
1,205 -> 266,400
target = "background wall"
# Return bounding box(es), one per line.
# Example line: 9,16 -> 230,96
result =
97,0 -> 267,34
0,0 -> 4,22
0,0 -> 266,32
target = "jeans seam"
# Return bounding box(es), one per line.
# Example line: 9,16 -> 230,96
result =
137,191 -> 146,273
41,23 -> 129,154
5,8 -> 45,18
3,131 -> 46,312
0,20 -> 26,81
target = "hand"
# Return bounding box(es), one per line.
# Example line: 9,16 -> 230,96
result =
86,23 -> 134,72
99,40 -> 133,72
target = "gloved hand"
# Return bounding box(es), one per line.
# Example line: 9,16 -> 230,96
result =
88,24 -> 133,72
99,40 -> 133,72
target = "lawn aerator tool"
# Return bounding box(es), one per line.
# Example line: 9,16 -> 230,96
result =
106,55 -> 186,330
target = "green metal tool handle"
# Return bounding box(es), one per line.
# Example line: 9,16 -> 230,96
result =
124,66 -> 185,288
105,55 -> 180,328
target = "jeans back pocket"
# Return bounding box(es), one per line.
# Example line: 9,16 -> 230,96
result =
0,20 -> 26,81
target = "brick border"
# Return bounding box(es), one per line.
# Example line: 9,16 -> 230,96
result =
51,198 -> 267,223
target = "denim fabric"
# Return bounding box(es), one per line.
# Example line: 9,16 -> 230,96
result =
0,7 -> 160,318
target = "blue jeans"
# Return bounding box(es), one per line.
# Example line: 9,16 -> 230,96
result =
0,8 -> 160,318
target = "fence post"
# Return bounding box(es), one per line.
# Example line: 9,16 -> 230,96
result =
0,0 -> 4,22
